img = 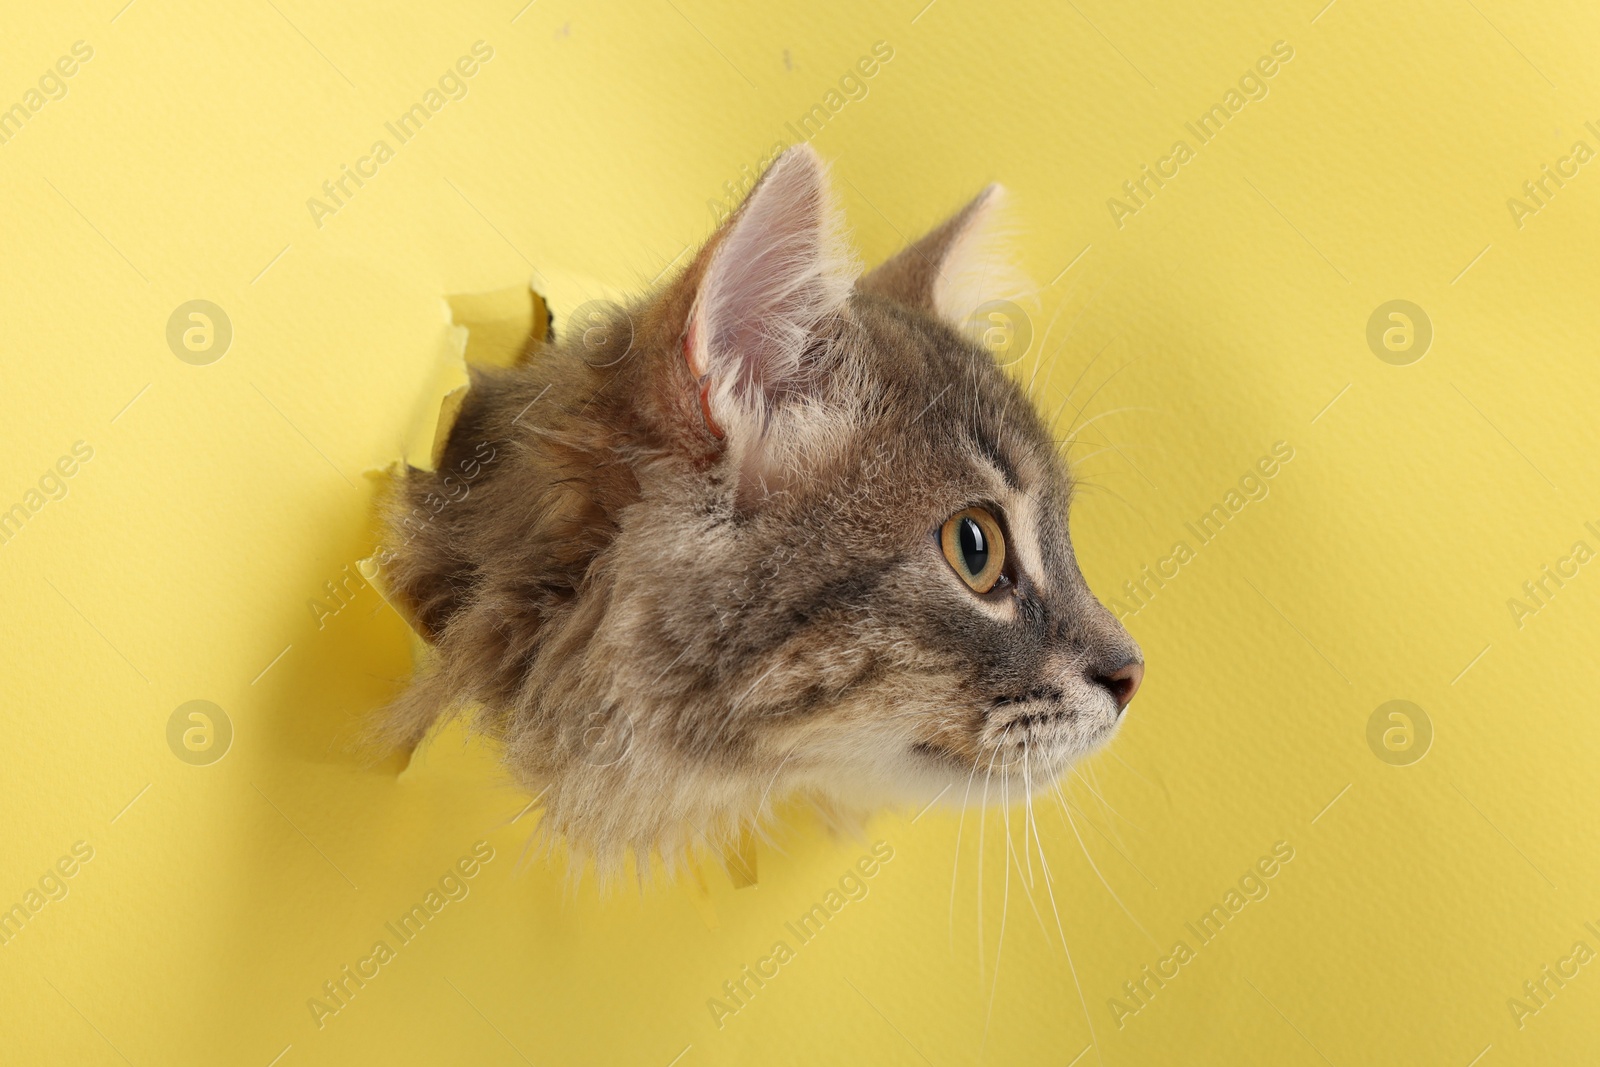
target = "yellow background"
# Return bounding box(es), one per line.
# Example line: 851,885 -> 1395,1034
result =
3,0 -> 1598,1064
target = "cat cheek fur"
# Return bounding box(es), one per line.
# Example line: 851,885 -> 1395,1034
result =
374,144 -> 1141,878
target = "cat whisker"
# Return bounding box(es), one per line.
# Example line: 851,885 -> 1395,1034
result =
1024,758 -> 1078,981
1075,764 -> 1139,857
1053,357 -> 1139,443
1050,852 -> 1107,1065
1004,742 -> 1056,954
1021,747 -> 1058,938
948,752 -> 987,955
1062,444 -> 1129,468
1056,406 -> 1161,452
1031,814 -> 1104,1067
1053,378 -> 1136,473
1021,299 -> 1073,399
1035,284 -> 1103,391
1066,440 -> 1167,462
1030,792 -> 1068,954
1075,760 -> 1128,855
1033,268 -> 1092,364
975,731 -> 1007,984
1105,748 -> 1165,800
1095,762 -> 1136,857
1018,744 -> 1031,874
1053,780 -> 1160,951
1047,337 -> 1117,433
1020,741 -> 1038,894
1064,440 -> 1163,506
981,746 -> 1016,1059
1066,477 -> 1153,529
1075,764 -> 1140,837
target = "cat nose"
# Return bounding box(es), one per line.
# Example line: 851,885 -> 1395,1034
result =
1093,657 -> 1143,714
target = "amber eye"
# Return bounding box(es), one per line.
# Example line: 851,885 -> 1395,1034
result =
940,507 -> 1007,593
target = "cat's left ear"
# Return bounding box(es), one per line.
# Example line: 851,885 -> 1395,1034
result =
857,184 -> 1024,328
686,144 -> 859,443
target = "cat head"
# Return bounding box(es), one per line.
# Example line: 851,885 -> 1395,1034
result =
382,144 -> 1142,866
643,145 -> 1144,798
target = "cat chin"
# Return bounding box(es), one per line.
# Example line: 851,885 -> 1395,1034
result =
812,732 -> 1109,817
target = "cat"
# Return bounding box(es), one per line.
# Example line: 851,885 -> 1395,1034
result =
376,145 -> 1143,876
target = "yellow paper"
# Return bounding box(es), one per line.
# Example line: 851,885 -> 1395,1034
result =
4,3 -> 1599,1065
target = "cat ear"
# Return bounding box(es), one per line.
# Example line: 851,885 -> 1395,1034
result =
687,144 -> 859,438
857,184 -> 1024,328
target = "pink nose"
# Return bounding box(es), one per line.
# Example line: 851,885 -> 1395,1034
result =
1095,660 -> 1144,714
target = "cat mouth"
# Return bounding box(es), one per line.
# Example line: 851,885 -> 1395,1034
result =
911,698 -> 1115,782
910,737 -> 1076,787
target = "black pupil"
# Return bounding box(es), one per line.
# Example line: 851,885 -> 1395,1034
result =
959,516 -> 988,575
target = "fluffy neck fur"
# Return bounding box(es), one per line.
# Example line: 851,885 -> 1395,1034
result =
381,252 -> 835,877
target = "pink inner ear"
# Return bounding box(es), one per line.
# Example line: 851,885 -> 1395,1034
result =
690,145 -> 858,417
682,323 -> 725,440
856,183 -> 1026,329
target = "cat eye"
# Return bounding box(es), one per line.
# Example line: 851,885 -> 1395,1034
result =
940,507 -> 1007,594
